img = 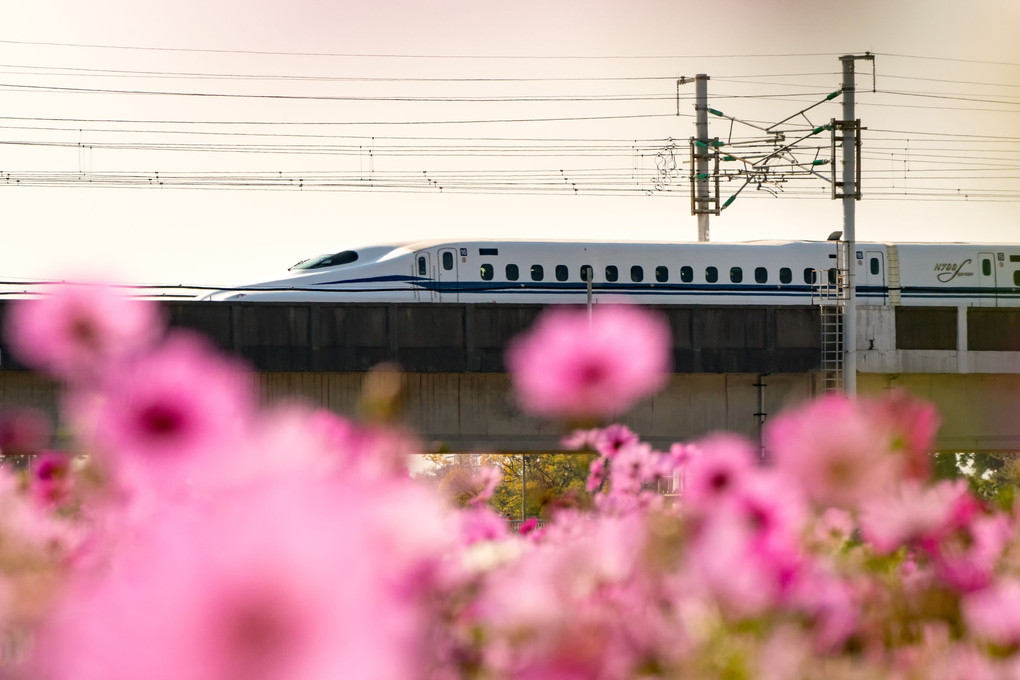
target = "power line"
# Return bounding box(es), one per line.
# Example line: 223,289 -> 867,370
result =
0,39 -> 841,60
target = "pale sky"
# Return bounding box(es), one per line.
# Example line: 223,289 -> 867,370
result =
1,0 -> 1018,290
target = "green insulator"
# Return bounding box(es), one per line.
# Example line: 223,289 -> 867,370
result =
711,140 -> 725,148
723,194 -> 737,208
708,108 -> 724,117
723,155 -> 736,161
812,126 -> 826,135
811,159 -> 830,166
694,140 -> 708,149
695,173 -> 710,180
826,90 -> 841,100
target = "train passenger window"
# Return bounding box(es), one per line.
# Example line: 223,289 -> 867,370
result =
870,257 -> 880,275
755,267 -> 768,284
480,264 -> 494,281
655,266 -> 669,283
803,268 -> 816,284
730,267 -> 743,283
442,251 -> 454,270
531,265 -> 544,281
506,264 -> 520,281
555,265 -> 569,282
631,266 -> 644,283
680,266 -> 693,283
605,265 -> 619,282
983,259 -> 992,276
780,267 -> 792,284
417,256 -> 427,277
828,268 -> 838,285
706,267 -> 718,283
580,265 -> 593,282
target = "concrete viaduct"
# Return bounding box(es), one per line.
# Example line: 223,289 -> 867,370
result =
1,301 -> 1018,453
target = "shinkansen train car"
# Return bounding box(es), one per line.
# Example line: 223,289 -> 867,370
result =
200,239 -> 1020,307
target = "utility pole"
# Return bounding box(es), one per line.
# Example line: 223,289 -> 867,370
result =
695,74 -> 710,241
836,53 -> 873,396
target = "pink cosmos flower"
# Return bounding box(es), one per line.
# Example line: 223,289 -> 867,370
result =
863,390 -> 940,480
765,394 -> 901,510
930,513 -> 1012,592
5,282 -> 163,382
29,452 -> 74,508
681,434 -> 757,510
963,579 -> 1020,646
84,331 -> 254,480
859,479 -> 975,554
34,477 -> 447,680
506,305 -> 671,420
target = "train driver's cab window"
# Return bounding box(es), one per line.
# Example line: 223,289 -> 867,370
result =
506,264 -> 520,281
730,267 -> 743,283
779,267 -> 792,284
442,251 -> 454,271
631,266 -> 644,283
655,266 -> 669,283
605,265 -> 619,282
531,265 -> 544,281
755,267 -> 768,284
580,265 -> 593,282
555,265 -> 569,282
417,256 -> 427,277
706,266 -> 718,283
480,264 -> 494,281
680,266 -> 693,283
870,257 -> 880,275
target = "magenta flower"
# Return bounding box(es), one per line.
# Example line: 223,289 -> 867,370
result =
5,282 -> 163,382
84,331 -> 254,478
681,434 -> 757,510
506,305 -> 671,420
29,452 -> 74,508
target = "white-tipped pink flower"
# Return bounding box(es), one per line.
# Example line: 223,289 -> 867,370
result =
5,282 -> 163,382
506,305 -> 671,420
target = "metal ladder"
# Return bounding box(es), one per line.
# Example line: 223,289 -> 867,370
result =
812,242 -> 849,393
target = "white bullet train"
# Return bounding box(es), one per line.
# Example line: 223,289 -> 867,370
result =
201,239 -> 1020,307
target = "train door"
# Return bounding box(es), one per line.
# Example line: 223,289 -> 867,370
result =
862,250 -> 886,304
438,247 -> 459,303
978,251 -> 998,307
413,251 -> 436,302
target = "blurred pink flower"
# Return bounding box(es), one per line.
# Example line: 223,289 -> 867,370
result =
681,434 -> 757,510
859,479 -> 975,554
34,478 -> 445,680
506,305 -> 671,420
863,390 -> 940,480
29,452 -> 74,508
4,282 -> 163,382
930,513 -> 1012,592
84,331 -> 254,478
765,394 -> 901,510
592,424 -> 639,459
963,579 -> 1020,646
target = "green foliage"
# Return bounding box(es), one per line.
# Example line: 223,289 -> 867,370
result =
483,452 -> 596,520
